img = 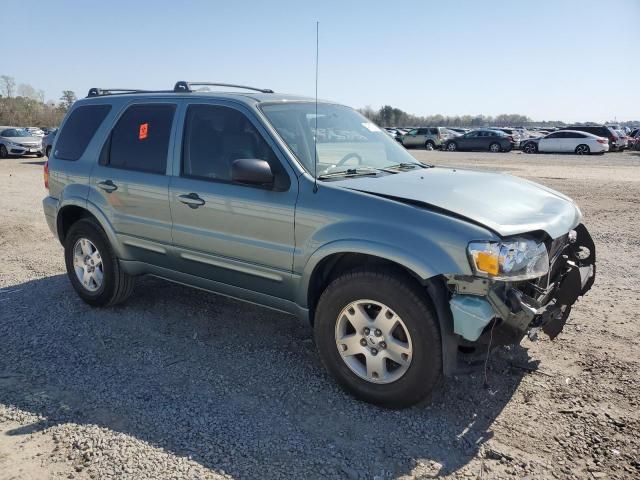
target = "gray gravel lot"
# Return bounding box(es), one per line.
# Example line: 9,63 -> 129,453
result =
1,150 -> 639,479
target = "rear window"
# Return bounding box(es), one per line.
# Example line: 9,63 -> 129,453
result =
55,105 -> 111,160
104,104 -> 175,174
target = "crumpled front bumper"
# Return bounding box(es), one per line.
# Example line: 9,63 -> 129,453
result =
446,224 -> 596,345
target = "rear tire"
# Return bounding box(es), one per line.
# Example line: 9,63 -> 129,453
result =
425,141 -> 435,151
446,142 -> 457,152
523,142 -> 538,154
64,218 -> 135,307
314,269 -> 442,408
575,144 -> 590,155
46,146 -> 52,157
489,142 -> 501,153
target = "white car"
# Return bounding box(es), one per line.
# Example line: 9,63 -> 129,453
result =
522,130 -> 609,155
0,127 -> 44,158
24,127 -> 45,137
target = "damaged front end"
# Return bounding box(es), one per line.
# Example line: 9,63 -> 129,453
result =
445,224 -> 596,347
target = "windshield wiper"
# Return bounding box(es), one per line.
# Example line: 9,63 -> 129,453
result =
318,167 -> 383,180
385,162 -> 432,170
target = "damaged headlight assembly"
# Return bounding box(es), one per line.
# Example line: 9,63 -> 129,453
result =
467,238 -> 549,281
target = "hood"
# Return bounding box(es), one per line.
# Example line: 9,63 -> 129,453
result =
3,135 -> 41,145
337,167 -> 581,239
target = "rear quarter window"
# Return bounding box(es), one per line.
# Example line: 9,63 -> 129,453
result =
55,104 -> 112,160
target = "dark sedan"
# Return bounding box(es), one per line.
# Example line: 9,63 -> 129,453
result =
444,129 -> 514,152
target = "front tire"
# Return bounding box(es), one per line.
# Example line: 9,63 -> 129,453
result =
64,218 -> 135,307
314,269 -> 442,408
575,144 -> 590,155
0,145 -> 8,158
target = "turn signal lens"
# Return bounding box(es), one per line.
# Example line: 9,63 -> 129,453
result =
475,251 -> 499,275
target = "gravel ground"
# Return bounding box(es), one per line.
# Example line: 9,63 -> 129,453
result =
1,150 -> 639,479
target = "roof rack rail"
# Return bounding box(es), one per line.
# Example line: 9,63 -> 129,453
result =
87,88 -> 158,97
173,81 -> 274,94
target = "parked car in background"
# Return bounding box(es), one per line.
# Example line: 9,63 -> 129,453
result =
521,130 -> 609,155
0,127 -> 44,158
489,128 -> 522,149
41,127 -> 57,135
447,127 -> 470,135
384,128 -> 403,142
401,127 -> 454,150
444,129 -> 514,152
612,129 -> 629,149
560,125 -> 622,151
42,128 -> 58,157
25,127 -> 45,137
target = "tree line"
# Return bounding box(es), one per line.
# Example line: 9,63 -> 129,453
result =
358,105 -> 567,128
0,75 -> 76,127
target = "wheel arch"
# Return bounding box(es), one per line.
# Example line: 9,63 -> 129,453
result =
300,239 -> 455,320
304,248 -> 459,375
56,199 -> 123,257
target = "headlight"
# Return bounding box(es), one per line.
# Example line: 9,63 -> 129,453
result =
467,238 -> 549,281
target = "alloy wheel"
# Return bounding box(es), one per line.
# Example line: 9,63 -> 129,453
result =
576,145 -> 589,155
335,299 -> 413,384
73,238 -> 104,292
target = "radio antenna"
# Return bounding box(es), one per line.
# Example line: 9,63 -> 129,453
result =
313,21 -> 319,193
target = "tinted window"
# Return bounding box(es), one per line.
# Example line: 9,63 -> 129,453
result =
106,104 -> 175,174
55,105 -> 111,160
546,132 -> 562,138
182,104 -> 287,189
429,128 -> 438,135
565,132 -> 585,138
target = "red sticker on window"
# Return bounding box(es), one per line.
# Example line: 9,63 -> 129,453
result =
138,123 -> 148,140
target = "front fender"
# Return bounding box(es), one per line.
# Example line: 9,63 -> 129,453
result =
297,238 -> 470,308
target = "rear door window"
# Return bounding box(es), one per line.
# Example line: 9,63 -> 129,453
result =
105,104 -> 175,174
55,104 -> 112,160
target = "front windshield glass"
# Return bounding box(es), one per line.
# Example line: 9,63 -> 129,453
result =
261,103 -> 420,178
2,128 -> 30,137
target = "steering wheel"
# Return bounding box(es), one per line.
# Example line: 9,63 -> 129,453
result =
336,152 -> 363,167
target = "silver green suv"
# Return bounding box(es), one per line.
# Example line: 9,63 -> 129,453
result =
42,81 -> 596,408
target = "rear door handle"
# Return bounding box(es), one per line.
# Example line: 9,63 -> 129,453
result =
177,193 -> 205,208
97,180 -> 118,192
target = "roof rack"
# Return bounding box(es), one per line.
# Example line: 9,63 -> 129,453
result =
86,81 -> 274,98
87,88 -> 159,97
173,81 -> 274,94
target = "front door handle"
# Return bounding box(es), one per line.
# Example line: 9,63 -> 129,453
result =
97,180 -> 118,193
177,193 -> 205,208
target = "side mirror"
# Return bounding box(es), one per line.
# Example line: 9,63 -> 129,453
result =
231,158 -> 274,186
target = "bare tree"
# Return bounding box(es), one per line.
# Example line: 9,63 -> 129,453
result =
17,83 -> 38,100
0,75 -> 16,98
59,90 -> 77,111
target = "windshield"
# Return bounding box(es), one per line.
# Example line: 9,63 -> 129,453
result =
2,128 -> 30,137
261,103 -> 420,178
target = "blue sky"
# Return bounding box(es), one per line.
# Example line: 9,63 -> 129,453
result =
10,0 -> 640,122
